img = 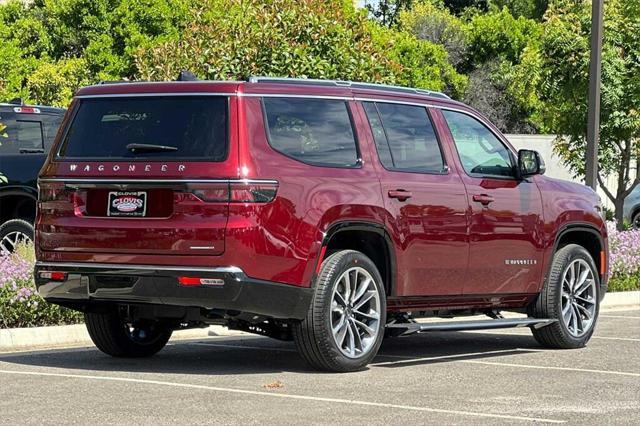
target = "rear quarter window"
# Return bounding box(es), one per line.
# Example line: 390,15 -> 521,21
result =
58,96 -> 228,160
262,97 -> 359,168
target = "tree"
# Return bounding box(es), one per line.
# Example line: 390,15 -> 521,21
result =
134,0 -> 467,98
540,0 -> 639,227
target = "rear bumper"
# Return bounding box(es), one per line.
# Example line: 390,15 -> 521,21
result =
34,262 -> 313,320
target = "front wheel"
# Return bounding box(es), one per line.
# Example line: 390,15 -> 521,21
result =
529,244 -> 600,348
85,310 -> 172,357
293,250 -> 386,372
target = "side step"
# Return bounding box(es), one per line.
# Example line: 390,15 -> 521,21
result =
386,318 -> 556,336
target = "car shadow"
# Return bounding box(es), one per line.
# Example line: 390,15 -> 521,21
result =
0,330 -> 544,375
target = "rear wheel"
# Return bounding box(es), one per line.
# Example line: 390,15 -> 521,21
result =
293,250 -> 386,372
632,211 -> 640,229
85,310 -> 172,357
529,244 -> 600,348
0,219 -> 33,253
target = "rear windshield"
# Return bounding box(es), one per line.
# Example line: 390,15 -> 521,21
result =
58,96 -> 228,160
0,111 -> 55,154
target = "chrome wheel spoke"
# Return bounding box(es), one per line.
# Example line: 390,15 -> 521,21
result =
353,309 -> 379,321
575,279 -> 594,298
346,322 -> 356,357
351,317 -> 376,337
334,317 -> 348,345
575,302 -> 592,321
349,319 -> 363,353
352,278 -> 371,306
353,291 -> 375,311
575,295 -> 594,306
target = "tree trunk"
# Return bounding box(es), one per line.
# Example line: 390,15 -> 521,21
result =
614,198 -> 626,230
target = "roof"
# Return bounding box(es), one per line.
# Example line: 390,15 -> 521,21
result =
74,77 -> 465,107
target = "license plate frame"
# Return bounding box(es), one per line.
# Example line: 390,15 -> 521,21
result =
107,191 -> 147,217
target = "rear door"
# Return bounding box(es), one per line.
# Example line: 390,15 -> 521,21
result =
438,108 -> 544,295
38,95 -> 236,257
361,101 -> 468,296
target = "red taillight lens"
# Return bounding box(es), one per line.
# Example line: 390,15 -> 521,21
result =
39,271 -> 67,281
178,276 -> 224,286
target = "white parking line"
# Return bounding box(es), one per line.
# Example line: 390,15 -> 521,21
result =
0,369 -> 564,424
600,315 -> 640,319
459,360 -> 640,377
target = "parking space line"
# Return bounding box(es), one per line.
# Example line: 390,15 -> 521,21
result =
463,330 -> 640,343
600,315 -> 640,319
0,369 -> 564,423
373,349 -> 543,366
458,361 -> 640,377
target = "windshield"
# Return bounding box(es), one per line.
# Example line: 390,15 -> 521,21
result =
58,96 -> 228,160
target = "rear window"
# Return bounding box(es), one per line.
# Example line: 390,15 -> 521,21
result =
263,98 -> 359,167
0,112 -> 45,154
58,96 -> 228,160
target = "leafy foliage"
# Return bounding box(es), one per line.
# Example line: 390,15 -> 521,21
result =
541,0 -> 640,224
134,0 -> 466,97
0,244 -> 82,329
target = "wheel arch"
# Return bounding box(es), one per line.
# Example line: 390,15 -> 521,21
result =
317,221 -> 396,297
550,223 -> 606,287
0,187 -> 38,225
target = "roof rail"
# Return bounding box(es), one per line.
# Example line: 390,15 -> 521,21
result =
247,76 -> 450,100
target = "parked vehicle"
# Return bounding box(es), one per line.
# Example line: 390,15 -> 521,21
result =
0,99 -> 65,253
34,78 -> 608,372
623,186 -> 640,228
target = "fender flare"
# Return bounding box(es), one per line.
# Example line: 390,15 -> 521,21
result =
316,220 -> 397,296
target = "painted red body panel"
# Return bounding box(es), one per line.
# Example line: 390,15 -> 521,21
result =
36,81 -> 608,311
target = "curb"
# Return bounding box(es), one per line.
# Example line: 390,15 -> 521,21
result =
602,290 -> 640,310
1,291 -> 638,353
0,324 -> 248,353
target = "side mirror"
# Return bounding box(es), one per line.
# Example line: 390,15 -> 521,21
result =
518,149 -> 546,178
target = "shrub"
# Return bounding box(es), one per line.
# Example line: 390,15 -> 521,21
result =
607,222 -> 640,292
0,244 -> 82,329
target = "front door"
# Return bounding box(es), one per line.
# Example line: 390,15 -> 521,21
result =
439,109 -> 544,295
360,101 -> 468,297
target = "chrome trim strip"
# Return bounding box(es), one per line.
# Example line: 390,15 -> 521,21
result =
75,93 -> 236,99
36,261 -> 243,274
38,178 -> 278,185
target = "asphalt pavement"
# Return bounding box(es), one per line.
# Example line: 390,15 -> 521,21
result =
1,309 -> 638,425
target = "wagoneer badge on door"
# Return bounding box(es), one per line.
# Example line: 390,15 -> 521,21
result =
108,191 -> 147,217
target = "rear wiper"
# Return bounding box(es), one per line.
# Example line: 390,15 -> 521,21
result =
126,143 -> 178,153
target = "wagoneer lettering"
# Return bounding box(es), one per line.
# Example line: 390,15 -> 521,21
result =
35,77 -> 609,372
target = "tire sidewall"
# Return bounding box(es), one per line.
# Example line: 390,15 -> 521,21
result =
320,251 -> 387,371
552,246 -> 600,345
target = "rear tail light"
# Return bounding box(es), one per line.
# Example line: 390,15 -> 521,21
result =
188,181 -> 277,203
39,271 -> 67,281
178,276 -> 224,286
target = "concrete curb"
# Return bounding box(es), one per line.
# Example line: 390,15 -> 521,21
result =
602,290 -> 640,310
0,324 -> 248,353
1,291 -> 638,353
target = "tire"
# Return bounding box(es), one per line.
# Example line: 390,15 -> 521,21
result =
85,310 -> 172,357
292,250 -> 387,372
529,244 -> 600,349
0,219 -> 34,253
632,211 -> 640,230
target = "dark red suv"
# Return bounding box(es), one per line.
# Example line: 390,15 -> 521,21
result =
35,77 -> 608,372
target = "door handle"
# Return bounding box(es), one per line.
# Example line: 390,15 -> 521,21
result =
472,194 -> 495,206
388,189 -> 413,201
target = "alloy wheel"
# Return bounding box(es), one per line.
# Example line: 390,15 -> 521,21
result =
331,266 -> 381,359
560,259 -> 597,337
0,231 -> 31,254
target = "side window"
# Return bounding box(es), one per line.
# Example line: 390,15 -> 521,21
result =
442,110 -> 514,178
363,101 -> 444,173
263,98 -> 359,167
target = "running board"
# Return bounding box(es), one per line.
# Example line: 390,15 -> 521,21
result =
386,318 -> 556,336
